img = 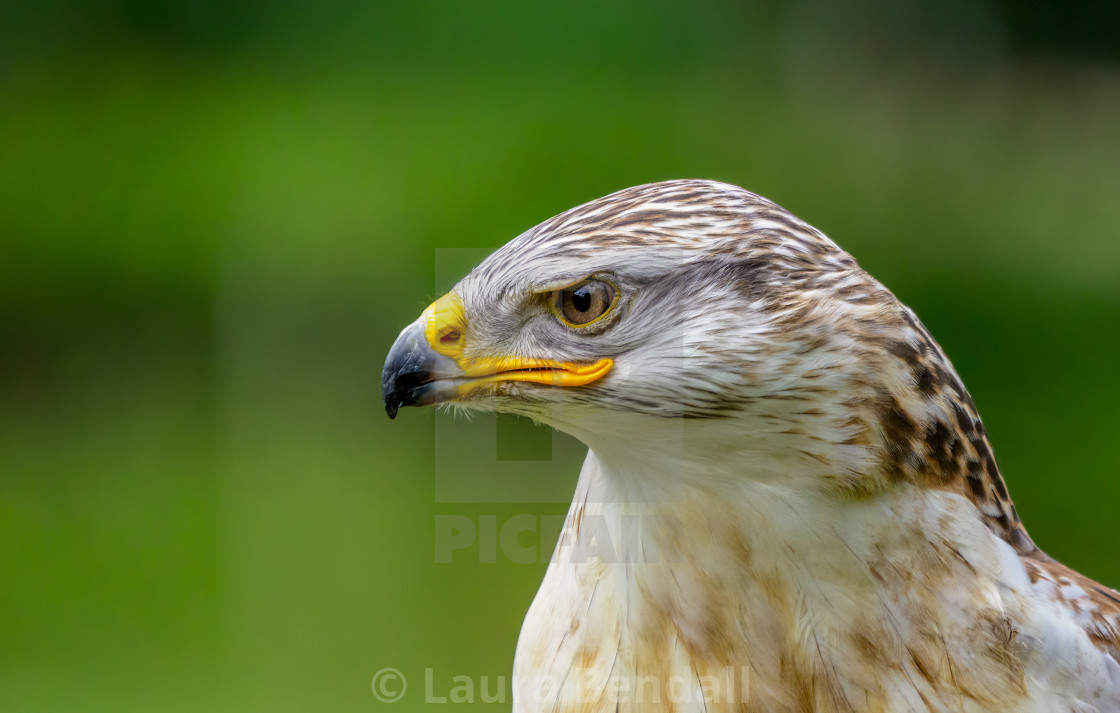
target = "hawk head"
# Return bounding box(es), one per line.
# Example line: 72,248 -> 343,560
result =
382,180 -> 1025,546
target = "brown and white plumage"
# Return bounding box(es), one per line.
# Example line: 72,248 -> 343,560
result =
382,180 -> 1120,712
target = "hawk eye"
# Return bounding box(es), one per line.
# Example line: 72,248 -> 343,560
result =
553,279 -> 616,327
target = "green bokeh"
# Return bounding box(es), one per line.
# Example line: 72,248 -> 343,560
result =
2,3 -> 1118,711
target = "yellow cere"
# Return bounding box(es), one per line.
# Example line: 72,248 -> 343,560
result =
422,292 -> 468,360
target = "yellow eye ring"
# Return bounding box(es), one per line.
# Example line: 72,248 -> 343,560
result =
550,279 -> 618,328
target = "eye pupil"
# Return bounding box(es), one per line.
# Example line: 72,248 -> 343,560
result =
572,287 -> 592,313
555,279 -> 615,327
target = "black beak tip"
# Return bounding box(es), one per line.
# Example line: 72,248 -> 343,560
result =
382,374 -> 403,420
382,320 -> 445,421
381,357 -> 405,420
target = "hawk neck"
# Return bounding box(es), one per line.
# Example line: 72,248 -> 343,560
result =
512,449 -> 1044,713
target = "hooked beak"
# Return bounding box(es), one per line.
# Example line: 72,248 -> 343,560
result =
381,292 -> 613,418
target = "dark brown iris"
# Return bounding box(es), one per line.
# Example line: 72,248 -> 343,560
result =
555,279 -> 615,326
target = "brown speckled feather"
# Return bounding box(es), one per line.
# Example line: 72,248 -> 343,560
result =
1023,551 -> 1120,664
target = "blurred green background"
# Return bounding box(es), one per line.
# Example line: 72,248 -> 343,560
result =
2,1 -> 1118,711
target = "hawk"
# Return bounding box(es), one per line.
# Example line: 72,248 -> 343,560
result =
382,180 -> 1120,712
